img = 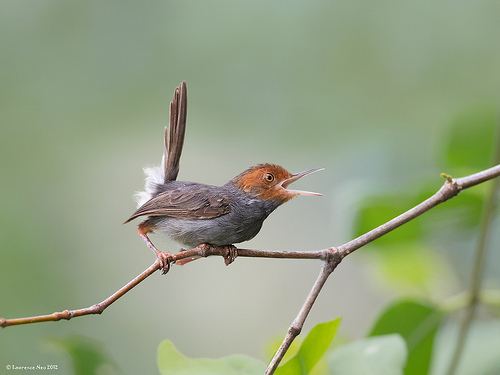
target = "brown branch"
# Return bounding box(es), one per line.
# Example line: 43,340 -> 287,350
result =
0,261 -> 161,327
1,164 -> 500,373
265,250 -> 341,374
0,247 -> 323,328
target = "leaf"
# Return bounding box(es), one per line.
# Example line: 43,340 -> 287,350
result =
275,318 -> 341,375
415,183 -> 485,231
368,300 -> 442,375
353,195 -> 423,247
369,244 -> 453,293
354,188 -> 460,292
157,340 -> 265,375
443,109 -> 497,172
265,336 -> 302,364
48,336 -> 117,375
328,334 -> 407,375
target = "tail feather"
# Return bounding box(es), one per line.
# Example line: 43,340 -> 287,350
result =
164,81 -> 187,182
134,165 -> 164,207
133,81 -> 188,208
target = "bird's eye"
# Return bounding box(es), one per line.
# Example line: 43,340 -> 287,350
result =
264,173 -> 275,182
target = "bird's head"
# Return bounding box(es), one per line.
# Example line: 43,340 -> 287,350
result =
231,163 -> 323,203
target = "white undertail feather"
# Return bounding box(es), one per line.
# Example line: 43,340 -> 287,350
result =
134,154 -> 165,207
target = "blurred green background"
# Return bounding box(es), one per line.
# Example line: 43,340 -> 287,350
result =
1,1 -> 499,374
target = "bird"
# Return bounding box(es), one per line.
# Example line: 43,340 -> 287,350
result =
124,81 -> 323,273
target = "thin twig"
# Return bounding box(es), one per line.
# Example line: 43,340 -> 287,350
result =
441,289 -> 500,313
0,261 -> 161,327
1,165 -> 500,374
265,250 -> 341,375
446,129 -> 500,375
0,247 -> 323,328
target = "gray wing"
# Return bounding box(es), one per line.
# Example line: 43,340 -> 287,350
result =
124,186 -> 231,223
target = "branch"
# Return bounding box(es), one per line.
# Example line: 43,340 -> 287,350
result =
446,129 -> 500,375
265,251 -> 341,374
1,164 -> 500,374
0,247 -> 323,328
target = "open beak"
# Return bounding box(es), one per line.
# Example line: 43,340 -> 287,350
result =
280,168 -> 324,196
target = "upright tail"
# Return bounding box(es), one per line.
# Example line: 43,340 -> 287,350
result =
163,81 -> 187,182
134,81 -> 188,208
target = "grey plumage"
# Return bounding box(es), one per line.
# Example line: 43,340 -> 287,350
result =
135,181 -> 281,248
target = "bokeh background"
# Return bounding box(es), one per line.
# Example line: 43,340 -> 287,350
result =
1,1 -> 499,374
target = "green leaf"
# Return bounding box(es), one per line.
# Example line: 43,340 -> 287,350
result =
328,334 -> 407,375
368,300 -> 442,375
157,340 -> 265,375
275,318 -> 341,375
415,183 -> 485,231
368,244 -> 453,294
353,195 -> 423,247
354,188 -> 460,292
48,336 -> 117,375
443,109 -> 497,172
265,336 -> 302,364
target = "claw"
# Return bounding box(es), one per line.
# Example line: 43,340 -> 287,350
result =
138,228 -> 173,274
156,251 -> 173,274
222,245 -> 237,266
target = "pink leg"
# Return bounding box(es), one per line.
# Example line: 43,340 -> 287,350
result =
138,225 -> 173,274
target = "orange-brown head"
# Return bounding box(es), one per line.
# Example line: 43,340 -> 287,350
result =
231,163 -> 323,203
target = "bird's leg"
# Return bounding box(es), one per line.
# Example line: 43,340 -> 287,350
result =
137,222 -> 173,274
140,233 -> 172,275
221,244 -> 237,266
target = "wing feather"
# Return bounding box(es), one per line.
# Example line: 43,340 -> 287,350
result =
124,186 -> 231,223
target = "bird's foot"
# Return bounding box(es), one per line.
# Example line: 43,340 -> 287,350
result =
174,244 -> 237,266
154,250 -> 174,274
221,245 -> 237,266
137,228 -> 172,274
196,243 -> 237,265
